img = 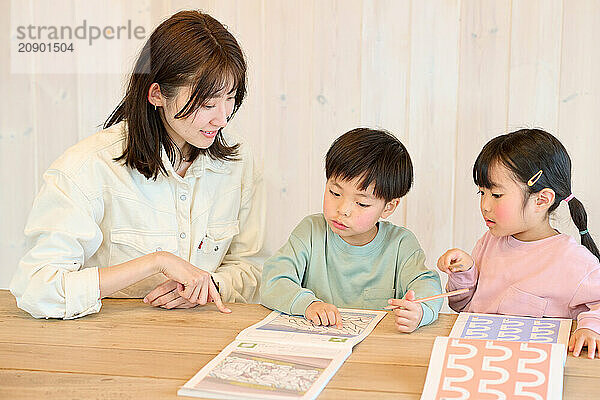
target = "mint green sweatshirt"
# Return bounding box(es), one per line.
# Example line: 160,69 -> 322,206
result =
260,214 -> 442,328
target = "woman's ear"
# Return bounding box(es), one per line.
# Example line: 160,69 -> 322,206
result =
147,83 -> 165,108
535,188 -> 556,211
380,198 -> 401,219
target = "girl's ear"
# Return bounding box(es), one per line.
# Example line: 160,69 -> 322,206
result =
381,198 -> 401,218
147,83 -> 165,108
535,188 -> 556,211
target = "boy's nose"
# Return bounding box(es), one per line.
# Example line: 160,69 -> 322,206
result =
338,205 -> 351,216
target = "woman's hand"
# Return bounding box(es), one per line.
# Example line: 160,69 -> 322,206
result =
305,301 -> 343,328
153,252 -> 231,313
143,280 -> 198,309
386,290 -> 423,333
569,328 -> 600,359
437,248 -> 474,274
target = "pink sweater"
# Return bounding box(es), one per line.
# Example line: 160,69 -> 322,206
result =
447,231 -> 600,334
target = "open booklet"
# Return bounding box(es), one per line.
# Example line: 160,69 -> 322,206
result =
449,312 -> 572,345
178,308 -> 387,400
420,313 -> 572,400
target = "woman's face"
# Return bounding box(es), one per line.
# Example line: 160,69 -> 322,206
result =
160,84 -> 236,151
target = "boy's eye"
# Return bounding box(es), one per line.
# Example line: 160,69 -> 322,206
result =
329,189 -> 340,197
227,96 -> 235,101
492,193 -> 502,198
357,202 -> 370,208
203,104 -> 215,109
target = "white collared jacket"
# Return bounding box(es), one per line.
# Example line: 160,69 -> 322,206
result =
10,122 -> 265,319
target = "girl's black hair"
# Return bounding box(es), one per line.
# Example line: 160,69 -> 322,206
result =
325,128 -> 413,202
105,10 -> 246,179
473,128 -> 599,261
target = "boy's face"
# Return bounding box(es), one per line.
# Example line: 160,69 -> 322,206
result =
323,177 -> 399,246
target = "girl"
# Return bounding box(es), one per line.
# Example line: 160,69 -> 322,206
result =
10,11 -> 264,319
437,129 -> 600,358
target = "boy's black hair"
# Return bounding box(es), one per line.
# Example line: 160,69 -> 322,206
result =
325,128 -> 413,202
473,128 -> 599,261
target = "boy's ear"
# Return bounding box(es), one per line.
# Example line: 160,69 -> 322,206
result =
380,198 -> 401,219
147,83 -> 165,108
535,188 -> 555,211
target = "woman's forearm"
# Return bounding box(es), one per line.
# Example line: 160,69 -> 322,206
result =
99,252 -> 166,298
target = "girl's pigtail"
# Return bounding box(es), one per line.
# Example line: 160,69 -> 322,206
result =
568,198 -> 600,261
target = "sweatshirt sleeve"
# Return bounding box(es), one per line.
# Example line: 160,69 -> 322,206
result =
570,266 -> 600,335
260,222 -> 319,316
9,170 -> 103,319
212,154 -> 265,303
397,248 -> 443,328
446,237 -> 484,312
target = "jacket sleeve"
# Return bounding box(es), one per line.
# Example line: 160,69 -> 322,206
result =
397,248 -> 443,328
212,152 -> 266,303
9,170 -> 103,319
260,222 -> 318,316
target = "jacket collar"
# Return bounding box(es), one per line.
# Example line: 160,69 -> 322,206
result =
160,148 -> 231,178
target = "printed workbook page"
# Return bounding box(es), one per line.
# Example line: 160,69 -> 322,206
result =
421,336 -> 566,400
177,340 -> 351,400
237,308 -> 387,348
449,312 -> 572,345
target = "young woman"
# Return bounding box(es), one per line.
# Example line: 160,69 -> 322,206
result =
10,10 -> 264,319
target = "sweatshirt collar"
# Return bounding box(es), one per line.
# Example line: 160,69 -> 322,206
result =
328,220 -> 387,256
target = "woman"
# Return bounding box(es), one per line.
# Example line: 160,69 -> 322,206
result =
10,10 -> 264,319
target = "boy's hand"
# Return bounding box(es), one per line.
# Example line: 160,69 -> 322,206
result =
437,248 -> 474,274
387,290 -> 423,333
305,301 -> 343,329
569,328 -> 600,359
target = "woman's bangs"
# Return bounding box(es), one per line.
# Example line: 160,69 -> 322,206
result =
176,54 -> 245,119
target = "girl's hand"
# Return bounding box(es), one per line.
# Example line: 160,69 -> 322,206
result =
387,290 -> 423,333
305,301 -> 343,328
153,252 -> 231,313
569,328 -> 600,359
144,280 -> 198,309
437,248 -> 474,274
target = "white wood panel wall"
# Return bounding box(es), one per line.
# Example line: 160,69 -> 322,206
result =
2,2 -> 599,310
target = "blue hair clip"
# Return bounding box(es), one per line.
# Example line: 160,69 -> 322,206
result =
580,229 -> 589,236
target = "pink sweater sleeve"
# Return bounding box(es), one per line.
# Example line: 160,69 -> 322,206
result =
446,238 -> 484,312
571,266 -> 600,335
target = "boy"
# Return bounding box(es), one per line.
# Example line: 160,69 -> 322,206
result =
260,128 -> 442,332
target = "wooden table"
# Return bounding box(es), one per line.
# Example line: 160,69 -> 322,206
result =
0,290 -> 598,399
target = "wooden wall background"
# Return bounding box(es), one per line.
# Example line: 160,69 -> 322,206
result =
2,1 -> 599,312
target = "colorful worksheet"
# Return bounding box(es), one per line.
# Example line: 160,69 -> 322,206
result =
449,312 -> 572,345
238,309 -> 386,347
178,308 -> 386,399
421,336 -> 566,400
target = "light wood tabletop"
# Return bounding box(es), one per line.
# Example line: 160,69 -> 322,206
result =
0,289 -> 598,399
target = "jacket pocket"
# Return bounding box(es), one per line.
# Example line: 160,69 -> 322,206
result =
109,229 -> 177,262
108,230 -> 178,298
197,220 -> 240,271
497,286 -> 548,317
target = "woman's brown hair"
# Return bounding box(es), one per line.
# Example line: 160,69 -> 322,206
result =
105,10 -> 247,179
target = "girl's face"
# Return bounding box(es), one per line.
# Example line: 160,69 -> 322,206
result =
160,84 -> 236,152
323,177 -> 397,246
478,163 -> 550,241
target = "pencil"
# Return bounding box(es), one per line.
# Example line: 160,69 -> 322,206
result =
383,288 -> 469,310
